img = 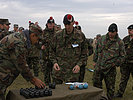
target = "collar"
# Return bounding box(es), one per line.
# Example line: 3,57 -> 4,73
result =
106,32 -> 118,42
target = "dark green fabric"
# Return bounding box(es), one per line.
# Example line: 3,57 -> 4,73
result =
7,84 -> 105,100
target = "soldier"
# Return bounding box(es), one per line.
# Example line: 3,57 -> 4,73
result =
0,21 -> 45,100
74,21 -> 81,31
49,14 -> 88,84
114,24 -> 133,98
0,19 -> 11,40
74,21 -> 91,82
56,25 -> 61,31
92,34 -> 101,52
12,24 -> 19,33
41,16 -> 56,84
93,23 -> 125,100
23,22 -> 40,77
18,27 -> 24,33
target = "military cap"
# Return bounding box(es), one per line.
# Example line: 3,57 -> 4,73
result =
57,25 -> 61,28
96,34 -> 101,37
127,24 -> 133,29
29,24 -> 43,37
75,26 -> 81,30
47,16 -> 55,24
3,19 -> 11,25
14,24 -> 18,28
0,18 -> 10,25
108,23 -> 118,32
0,19 -> 4,24
19,27 -> 24,31
63,14 -> 74,25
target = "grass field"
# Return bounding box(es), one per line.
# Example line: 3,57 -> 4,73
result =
7,55 -> 133,100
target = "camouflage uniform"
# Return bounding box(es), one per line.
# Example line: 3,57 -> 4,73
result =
93,33 -> 125,100
0,19 -> 12,41
41,28 -> 55,84
79,38 -> 93,82
27,44 -> 40,77
0,32 -> 34,99
0,29 -> 10,40
49,28 -> 88,84
117,35 -> 133,95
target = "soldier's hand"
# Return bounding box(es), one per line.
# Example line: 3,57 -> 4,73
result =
41,45 -> 45,50
31,77 -> 46,88
93,63 -> 96,66
53,63 -> 60,71
72,65 -> 80,73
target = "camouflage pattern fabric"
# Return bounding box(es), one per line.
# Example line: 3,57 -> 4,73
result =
0,29 -> 11,40
93,67 -> 116,100
41,28 -> 55,84
49,28 -> 88,83
117,35 -> 133,95
27,45 -> 40,77
79,65 -> 86,82
26,57 -> 39,77
78,38 -> 93,82
93,33 -> 125,100
0,32 -> 34,97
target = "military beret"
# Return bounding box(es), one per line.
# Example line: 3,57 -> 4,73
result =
29,21 -> 34,27
127,25 -> 133,29
63,14 -> 74,25
108,23 -> 118,32
14,24 -> 18,28
74,21 -> 81,30
47,16 -> 55,24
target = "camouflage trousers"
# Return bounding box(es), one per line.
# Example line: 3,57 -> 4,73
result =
79,65 -> 86,82
41,59 -> 53,85
27,57 -> 39,77
93,67 -> 116,100
52,78 -> 63,85
117,63 -> 133,95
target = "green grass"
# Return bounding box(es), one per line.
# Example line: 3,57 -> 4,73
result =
7,55 -> 133,100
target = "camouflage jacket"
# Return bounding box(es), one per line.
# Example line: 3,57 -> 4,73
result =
42,28 -> 55,59
49,28 -> 88,80
27,44 -> 40,58
0,32 -> 34,83
93,33 -> 125,74
0,29 -> 11,40
123,35 -> 133,63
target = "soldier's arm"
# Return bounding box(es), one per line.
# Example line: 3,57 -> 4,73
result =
49,34 -> 58,64
114,40 -> 126,66
76,34 -> 88,67
14,40 -> 34,82
15,39 -> 45,87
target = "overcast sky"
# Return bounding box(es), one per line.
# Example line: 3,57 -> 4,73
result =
0,0 -> 133,38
